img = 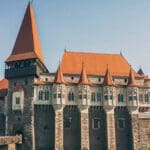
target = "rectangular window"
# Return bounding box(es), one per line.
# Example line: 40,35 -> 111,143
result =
16,97 -> 20,105
110,95 -> 113,100
83,94 -> 87,99
58,93 -> 62,98
133,95 -> 137,100
79,94 -> 82,99
139,94 -> 143,102
129,95 -> 132,101
45,91 -> 49,100
97,93 -> 101,101
91,93 -> 96,101
64,117 -> 72,129
144,94 -> 149,103
117,119 -> 125,129
93,118 -> 100,129
118,94 -> 124,102
53,94 -> 57,99
104,95 -> 108,100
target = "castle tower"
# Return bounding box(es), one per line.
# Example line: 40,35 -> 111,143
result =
127,67 -> 140,150
53,64 -> 66,150
103,66 -> 116,150
78,62 -> 90,150
5,2 -> 48,150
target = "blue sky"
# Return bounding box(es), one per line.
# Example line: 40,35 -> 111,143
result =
0,0 -> 150,78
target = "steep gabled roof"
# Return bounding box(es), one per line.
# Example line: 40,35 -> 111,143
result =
103,66 -> 114,86
128,67 -> 137,86
54,64 -> 65,84
78,62 -> 89,84
6,2 -> 44,63
60,51 -> 140,77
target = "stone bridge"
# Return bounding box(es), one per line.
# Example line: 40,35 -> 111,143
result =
0,136 -> 22,150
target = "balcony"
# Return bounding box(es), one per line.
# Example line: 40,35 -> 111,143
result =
5,66 -> 38,78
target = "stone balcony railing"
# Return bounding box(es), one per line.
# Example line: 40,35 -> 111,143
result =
0,136 -> 22,145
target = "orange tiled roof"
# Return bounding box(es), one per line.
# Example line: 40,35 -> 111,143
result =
79,62 -> 89,84
0,78 -> 8,97
54,64 -> 65,84
103,66 -> 114,86
61,51 -> 141,77
6,2 -> 44,63
0,78 -> 8,90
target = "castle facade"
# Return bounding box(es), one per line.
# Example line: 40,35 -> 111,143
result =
0,2 -> 150,150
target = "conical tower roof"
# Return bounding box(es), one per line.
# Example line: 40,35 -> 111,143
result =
137,67 -> 144,76
128,67 -> 137,86
79,62 -> 89,84
6,2 -> 44,63
54,64 -> 65,84
103,66 -> 114,86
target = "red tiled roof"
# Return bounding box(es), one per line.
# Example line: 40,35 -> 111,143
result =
61,51 -> 141,77
0,79 -> 8,97
6,2 -> 44,63
78,62 -> 89,84
103,66 -> 114,86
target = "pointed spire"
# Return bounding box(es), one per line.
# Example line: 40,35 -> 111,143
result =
79,62 -> 89,85
54,64 -> 65,84
128,67 -> 137,86
103,65 -> 114,86
137,67 -> 144,76
6,2 -> 44,63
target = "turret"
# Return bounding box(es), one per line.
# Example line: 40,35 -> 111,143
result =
52,64 -> 66,107
127,67 -> 139,111
78,62 -> 90,106
103,66 -> 115,109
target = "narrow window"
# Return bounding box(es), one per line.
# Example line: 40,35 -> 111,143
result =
58,93 -> 62,98
118,94 -> 124,102
91,93 -> 96,101
117,119 -> 125,129
104,95 -> 108,100
144,94 -> 149,103
129,95 -> 132,101
79,94 -> 82,99
16,97 -> 20,105
64,117 -> 72,129
93,118 -> 100,129
45,91 -> 49,100
97,93 -> 101,101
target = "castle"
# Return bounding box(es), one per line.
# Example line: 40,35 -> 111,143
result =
0,2 -> 150,150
